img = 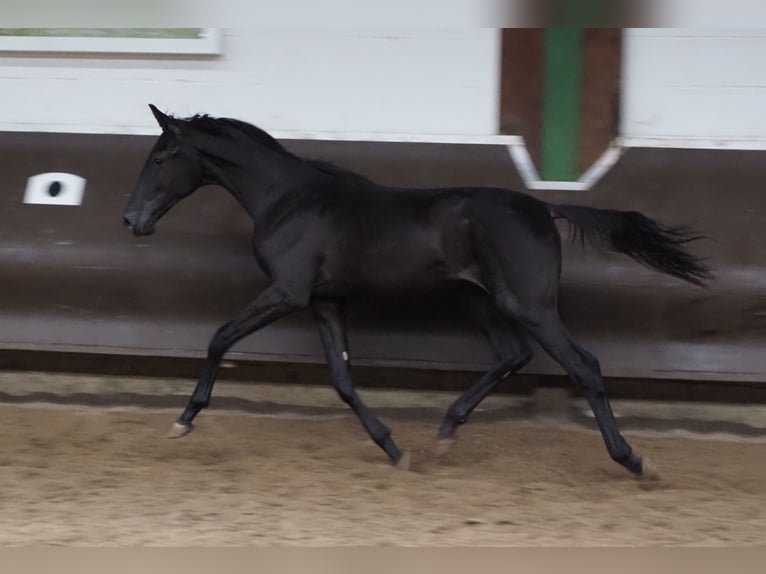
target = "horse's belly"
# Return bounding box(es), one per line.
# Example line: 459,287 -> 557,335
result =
314,218 -> 477,297
362,253 -> 452,290
317,245 -> 473,298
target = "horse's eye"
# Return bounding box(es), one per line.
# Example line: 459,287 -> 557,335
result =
153,157 -> 163,166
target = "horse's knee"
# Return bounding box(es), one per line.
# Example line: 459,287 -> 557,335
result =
512,346 -> 533,371
271,285 -> 310,310
497,344 -> 533,377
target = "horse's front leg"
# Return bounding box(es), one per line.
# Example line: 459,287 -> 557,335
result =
170,283 -> 307,437
312,300 -> 409,468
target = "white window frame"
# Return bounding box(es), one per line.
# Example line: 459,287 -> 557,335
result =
0,28 -> 222,56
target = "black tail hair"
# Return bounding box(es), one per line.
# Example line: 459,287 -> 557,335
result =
548,203 -> 713,286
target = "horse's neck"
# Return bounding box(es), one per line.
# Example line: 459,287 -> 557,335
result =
200,138 -> 314,224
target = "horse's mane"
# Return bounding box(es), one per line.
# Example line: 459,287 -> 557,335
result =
181,113 -> 292,156
177,113 -> 371,183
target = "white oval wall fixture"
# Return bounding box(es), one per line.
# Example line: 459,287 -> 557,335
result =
23,172 -> 86,206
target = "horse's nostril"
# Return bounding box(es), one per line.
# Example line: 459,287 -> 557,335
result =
122,216 -> 132,227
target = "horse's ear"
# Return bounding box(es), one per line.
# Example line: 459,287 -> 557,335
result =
148,104 -> 174,133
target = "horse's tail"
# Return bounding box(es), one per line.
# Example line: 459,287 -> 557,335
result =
547,203 -> 713,286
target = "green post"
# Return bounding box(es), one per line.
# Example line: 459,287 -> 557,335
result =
541,28 -> 583,181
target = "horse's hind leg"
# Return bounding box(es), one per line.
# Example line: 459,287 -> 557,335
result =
437,288 -> 532,450
514,304 -> 657,480
473,212 -> 656,479
312,300 -> 408,468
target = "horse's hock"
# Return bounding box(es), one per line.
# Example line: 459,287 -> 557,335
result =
0,132 -> 763,390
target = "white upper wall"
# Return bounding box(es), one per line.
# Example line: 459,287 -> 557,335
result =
622,28 -> 766,148
7,28 -> 764,150
0,29 -> 501,140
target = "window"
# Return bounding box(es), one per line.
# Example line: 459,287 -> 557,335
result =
0,28 -> 221,56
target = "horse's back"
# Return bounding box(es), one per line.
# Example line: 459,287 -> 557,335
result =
311,181 -> 556,297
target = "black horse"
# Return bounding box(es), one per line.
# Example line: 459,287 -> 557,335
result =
123,104 -> 711,479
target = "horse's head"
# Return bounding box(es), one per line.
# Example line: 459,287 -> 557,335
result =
122,104 -> 204,236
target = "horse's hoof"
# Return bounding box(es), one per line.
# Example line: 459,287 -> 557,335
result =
394,450 -> 411,471
638,457 -> 661,482
433,437 -> 456,458
168,422 -> 193,439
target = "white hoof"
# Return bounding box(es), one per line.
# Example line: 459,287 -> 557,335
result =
639,457 -> 662,482
168,422 -> 193,439
433,437 -> 456,458
395,450 -> 411,471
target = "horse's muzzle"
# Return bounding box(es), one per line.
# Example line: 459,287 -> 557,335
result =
122,213 -> 154,236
